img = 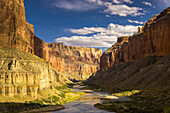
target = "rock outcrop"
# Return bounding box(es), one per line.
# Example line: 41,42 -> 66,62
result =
0,0 -> 34,54
87,7 -> 170,91
48,43 -> 102,80
100,36 -> 129,70
116,8 -> 170,64
100,7 -> 170,70
0,47 -> 63,97
0,0 -> 102,97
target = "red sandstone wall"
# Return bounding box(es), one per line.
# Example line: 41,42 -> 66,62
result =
34,36 -> 49,61
116,8 -> 170,64
100,7 -> 170,70
0,0 -> 34,54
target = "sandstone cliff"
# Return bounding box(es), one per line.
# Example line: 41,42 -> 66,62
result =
88,7 -> 170,91
0,47 -> 66,97
0,0 -> 34,53
100,7 -> 170,70
48,43 -> 102,80
0,0 -> 102,97
100,36 -> 129,70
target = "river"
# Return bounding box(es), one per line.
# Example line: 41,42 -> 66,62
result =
52,85 -> 130,113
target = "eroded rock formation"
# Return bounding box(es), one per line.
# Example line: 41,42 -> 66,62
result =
100,7 -> 170,70
88,7 -> 170,91
0,47 -> 63,97
0,0 -> 102,97
100,36 -> 129,70
116,8 -> 170,64
48,43 -> 102,79
0,0 -> 34,53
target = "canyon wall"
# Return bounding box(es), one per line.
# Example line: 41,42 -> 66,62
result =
48,43 -> 102,79
87,7 -> 170,91
0,47 -> 63,97
100,36 -> 129,70
34,36 -> 49,61
116,8 -> 170,64
0,0 -> 102,97
0,0 -> 34,54
100,7 -> 170,70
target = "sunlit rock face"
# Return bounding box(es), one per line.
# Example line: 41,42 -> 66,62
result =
0,0 -> 34,53
100,7 -> 170,70
0,47 -> 63,98
0,0 -> 102,97
116,7 -> 170,64
100,36 -> 129,70
48,43 -> 102,80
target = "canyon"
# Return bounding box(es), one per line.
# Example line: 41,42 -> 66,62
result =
100,7 -> 170,70
0,0 -> 101,97
88,7 -> 170,91
0,0 -> 169,112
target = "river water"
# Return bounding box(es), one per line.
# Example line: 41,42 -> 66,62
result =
52,86 -> 130,113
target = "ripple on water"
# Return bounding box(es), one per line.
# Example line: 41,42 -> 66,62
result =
52,86 -> 116,113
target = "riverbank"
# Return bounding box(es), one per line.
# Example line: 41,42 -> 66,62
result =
0,85 -> 84,113
94,87 -> 170,113
52,85 -> 131,113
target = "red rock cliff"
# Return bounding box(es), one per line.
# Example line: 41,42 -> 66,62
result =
100,36 -> 129,70
0,0 -> 34,53
100,7 -> 170,70
116,7 -> 170,64
48,43 -> 102,79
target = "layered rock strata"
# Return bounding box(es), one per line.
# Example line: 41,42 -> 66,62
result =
48,43 -> 102,79
0,0 -> 102,97
0,0 -> 34,54
88,7 -> 170,91
100,7 -> 170,70
100,36 -> 129,70
0,47 -> 63,97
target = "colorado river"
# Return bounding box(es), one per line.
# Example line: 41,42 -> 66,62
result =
53,85 -> 130,113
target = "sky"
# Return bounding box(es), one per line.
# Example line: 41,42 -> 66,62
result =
24,0 -> 170,52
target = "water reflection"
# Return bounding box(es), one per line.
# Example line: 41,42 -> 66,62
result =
52,86 -> 115,113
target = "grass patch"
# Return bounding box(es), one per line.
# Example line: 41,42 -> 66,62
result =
95,88 -> 170,113
0,85 -> 84,113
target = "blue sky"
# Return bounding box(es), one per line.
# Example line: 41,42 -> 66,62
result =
24,0 -> 169,52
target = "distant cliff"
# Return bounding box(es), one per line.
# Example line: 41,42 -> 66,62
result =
48,43 -> 102,80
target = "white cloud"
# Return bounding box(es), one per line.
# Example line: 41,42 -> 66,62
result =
103,4 -> 143,16
55,23 -> 140,47
54,0 -> 98,11
52,0 -> 143,16
123,0 -> 133,4
86,0 -> 143,16
112,0 -> 121,4
142,2 -> 152,7
106,15 -> 110,17
128,19 -> 144,24
70,27 -> 106,35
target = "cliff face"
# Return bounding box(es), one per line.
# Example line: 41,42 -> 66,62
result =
100,7 -> 170,70
48,43 -> 102,79
116,7 -> 170,64
0,0 -> 102,97
0,47 -> 64,97
34,36 -> 49,61
0,0 -> 34,53
100,36 -> 129,70
87,7 -> 170,91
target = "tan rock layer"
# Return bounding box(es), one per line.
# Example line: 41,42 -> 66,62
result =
0,0 -> 102,97
48,43 -> 102,79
